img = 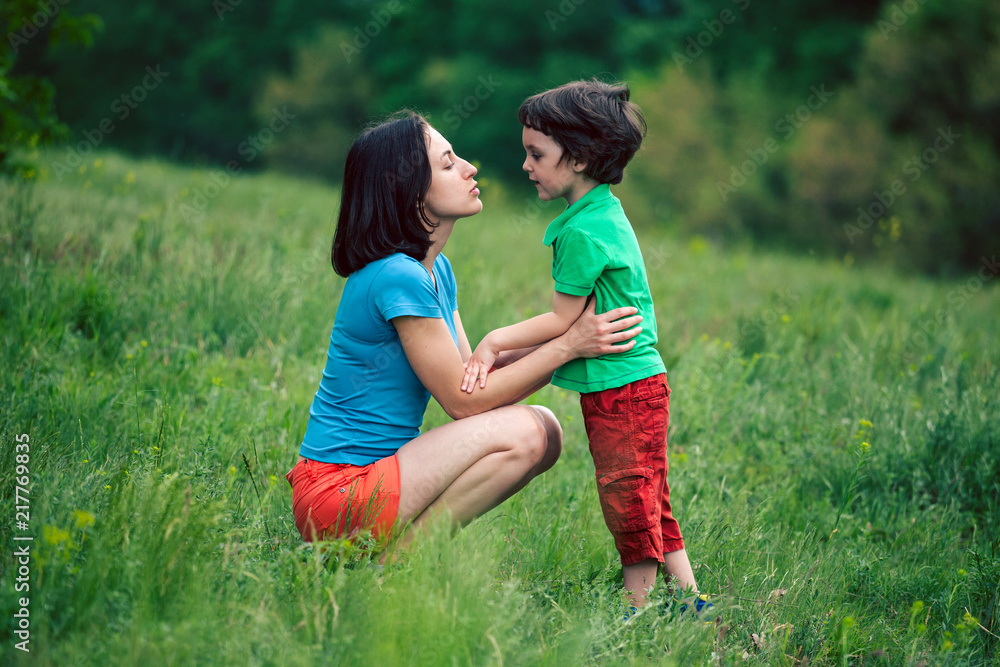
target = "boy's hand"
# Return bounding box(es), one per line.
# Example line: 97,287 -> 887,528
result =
461,342 -> 499,393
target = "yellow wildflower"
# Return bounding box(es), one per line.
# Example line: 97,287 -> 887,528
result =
43,525 -> 71,545
72,510 -> 96,529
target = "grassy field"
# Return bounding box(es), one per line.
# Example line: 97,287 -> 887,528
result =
1,151 -> 998,666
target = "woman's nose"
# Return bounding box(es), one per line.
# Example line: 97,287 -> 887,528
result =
465,160 -> 477,178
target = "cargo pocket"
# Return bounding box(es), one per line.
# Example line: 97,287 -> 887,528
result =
595,465 -> 657,533
632,379 -> 669,451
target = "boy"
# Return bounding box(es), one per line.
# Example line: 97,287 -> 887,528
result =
461,79 -> 708,612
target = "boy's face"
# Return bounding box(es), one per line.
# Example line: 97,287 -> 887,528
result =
521,126 -> 593,206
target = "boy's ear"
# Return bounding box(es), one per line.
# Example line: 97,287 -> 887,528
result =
571,157 -> 588,173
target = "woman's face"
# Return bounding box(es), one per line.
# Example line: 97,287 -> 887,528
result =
422,125 -> 481,224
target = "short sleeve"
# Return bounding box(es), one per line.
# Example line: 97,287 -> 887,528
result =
372,257 -> 442,322
552,230 -> 608,296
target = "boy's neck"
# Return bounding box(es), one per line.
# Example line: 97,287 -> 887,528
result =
563,178 -> 601,207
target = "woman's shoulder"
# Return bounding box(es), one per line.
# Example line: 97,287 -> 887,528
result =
434,252 -> 454,273
360,253 -> 431,283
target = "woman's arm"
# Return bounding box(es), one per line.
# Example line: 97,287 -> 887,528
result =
452,311 -> 474,364
394,299 -> 641,421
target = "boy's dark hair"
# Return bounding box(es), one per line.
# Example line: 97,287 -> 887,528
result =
331,110 -> 436,277
518,79 -> 646,185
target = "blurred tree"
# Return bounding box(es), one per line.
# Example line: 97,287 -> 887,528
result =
620,0 -> 999,274
0,0 -> 101,171
14,0 -> 998,273
786,0 -> 1000,274
38,0 -> 353,163
257,26 -> 373,182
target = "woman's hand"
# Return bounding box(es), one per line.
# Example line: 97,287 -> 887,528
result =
562,298 -> 643,359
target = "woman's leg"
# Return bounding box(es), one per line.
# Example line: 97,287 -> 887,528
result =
394,404 -> 562,533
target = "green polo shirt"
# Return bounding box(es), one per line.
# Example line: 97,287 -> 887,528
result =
544,183 -> 665,393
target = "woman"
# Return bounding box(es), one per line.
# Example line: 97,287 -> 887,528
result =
286,111 -> 643,551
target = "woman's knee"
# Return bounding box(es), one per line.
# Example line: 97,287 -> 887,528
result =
524,405 -> 563,471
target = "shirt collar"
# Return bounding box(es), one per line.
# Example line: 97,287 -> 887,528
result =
542,184 -> 613,246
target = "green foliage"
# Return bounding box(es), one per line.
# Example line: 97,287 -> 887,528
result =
617,0 -> 1000,275
37,0 -> 354,162
0,0 -> 101,171
1,152 -> 999,664
23,0 -> 998,272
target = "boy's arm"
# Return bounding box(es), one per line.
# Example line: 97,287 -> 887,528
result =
493,344 -> 543,369
461,292 -> 588,393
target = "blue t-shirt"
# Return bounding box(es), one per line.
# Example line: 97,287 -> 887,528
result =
300,253 -> 459,465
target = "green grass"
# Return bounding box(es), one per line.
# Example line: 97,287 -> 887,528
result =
1,150 -> 998,665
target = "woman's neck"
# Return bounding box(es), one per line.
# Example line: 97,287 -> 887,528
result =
422,219 -> 454,274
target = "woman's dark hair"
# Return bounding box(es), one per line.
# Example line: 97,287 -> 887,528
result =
518,79 -> 646,185
331,110 -> 436,277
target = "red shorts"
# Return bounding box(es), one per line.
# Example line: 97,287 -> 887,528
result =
580,373 -> 684,566
285,455 -> 401,543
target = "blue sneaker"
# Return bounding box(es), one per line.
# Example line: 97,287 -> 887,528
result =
674,593 -> 717,623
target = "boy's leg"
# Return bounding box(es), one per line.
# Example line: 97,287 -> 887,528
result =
660,498 -> 696,591
663,548 -> 697,592
657,378 -> 699,593
623,558 -> 660,608
582,376 -> 671,609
